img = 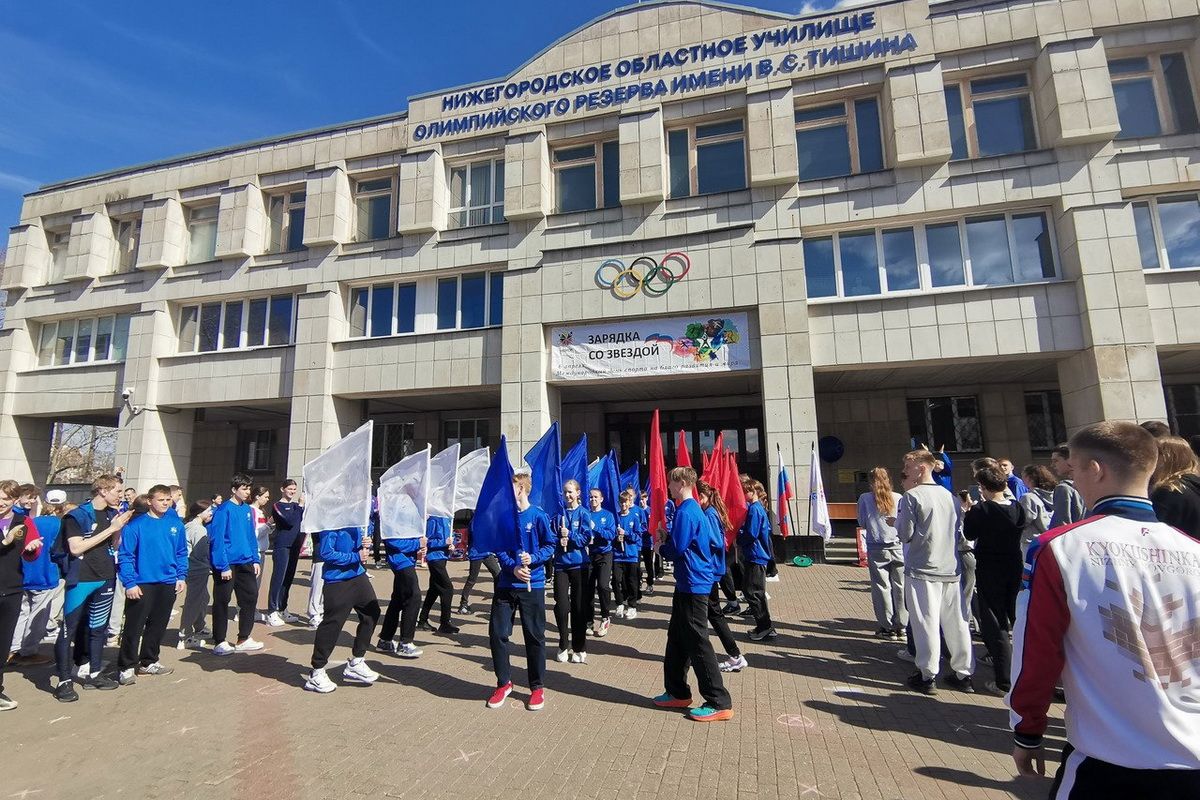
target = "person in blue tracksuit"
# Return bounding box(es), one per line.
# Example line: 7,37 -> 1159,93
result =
697,481 -> 746,673
653,466 -> 733,722
304,526 -> 382,693
9,494 -> 64,667
208,473 -> 263,656
266,480 -> 305,626
587,489 -> 617,637
552,479 -> 591,663
737,477 -> 776,641
417,515 -> 458,635
635,492 -> 657,597
115,485 -> 188,685
377,527 -> 425,659
486,473 -> 556,712
457,538 -> 500,615
613,490 -> 642,620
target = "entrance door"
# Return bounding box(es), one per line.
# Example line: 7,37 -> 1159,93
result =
604,407 -> 766,486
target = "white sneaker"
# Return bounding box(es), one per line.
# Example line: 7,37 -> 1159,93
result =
309,616 -> 322,630
598,617 -> 611,637
266,612 -> 285,627
305,668 -> 336,693
720,654 -> 749,673
255,611 -> 267,623
234,637 -> 265,652
625,608 -> 638,620
118,668 -> 136,686
615,604 -> 626,618
766,575 -> 780,583
396,642 -> 422,659
570,651 -> 587,664
556,649 -> 570,663
764,592 -> 772,601
896,648 -> 915,662
281,611 -> 301,623
343,657 -> 380,684
213,642 -> 235,656
76,664 -> 89,680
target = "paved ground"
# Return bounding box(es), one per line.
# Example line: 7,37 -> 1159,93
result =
3,561 -> 1059,800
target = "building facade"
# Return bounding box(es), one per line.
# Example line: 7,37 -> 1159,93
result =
3,0 -> 1199,510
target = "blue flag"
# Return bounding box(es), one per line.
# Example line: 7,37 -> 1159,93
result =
524,421 -> 561,513
560,434 -> 589,513
599,451 -> 621,515
468,436 -> 518,557
620,463 -> 641,505
587,458 -> 604,495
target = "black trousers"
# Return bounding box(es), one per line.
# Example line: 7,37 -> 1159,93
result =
663,591 -> 731,709
117,583 -> 176,670
460,555 -> 500,604
588,552 -> 613,620
707,583 -> 740,657
613,561 -> 639,609
0,592 -> 21,694
211,564 -> 258,644
743,562 -> 773,631
379,566 -> 420,644
418,560 -> 453,626
1050,742 -> 1200,799
552,566 -> 588,653
976,558 -> 1022,689
641,548 -> 657,594
719,548 -> 741,602
311,574 -> 380,670
490,586 -> 546,690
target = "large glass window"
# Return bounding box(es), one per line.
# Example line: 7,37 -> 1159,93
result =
186,204 -> 218,264
907,396 -> 983,452
1132,194 -> 1200,270
372,422 -> 415,471
795,97 -> 884,181
240,429 -> 275,472
449,159 -> 505,228
354,177 -> 393,241
268,191 -> 306,252
348,273 -> 500,338
804,211 -> 1057,300
945,73 -> 1037,160
444,418 -> 489,451
1025,390 -> 1066,451
667,119 -> 747,198
552,141 -> 620,213
111,216 -> 140,272
36,314 -> 132,367
1167,384 -> 1200,439
178,295 -> 295,352
1110,52 -> 1200,140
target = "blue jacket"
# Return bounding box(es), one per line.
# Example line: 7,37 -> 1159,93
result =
703,506 -> 728,579
117,511 -> 188,588
384,536 -> 422,571
614,509 -> 642,563
496,505 -> 556,590
589,507 -> 616,557
208,499 -> 260,572
660,498 -> 715,593
467,542 -> 493,560
271,501 -> 304,548
933,452 -> 953,493
1006,474 -> 1028,500
22,516 -> 61,591
424,516 -> 452,562
319,528 -> 367,584
737,501 -> 772,566
554,505 -> 591,570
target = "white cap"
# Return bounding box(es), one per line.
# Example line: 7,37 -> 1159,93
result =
45,489 -> 67,504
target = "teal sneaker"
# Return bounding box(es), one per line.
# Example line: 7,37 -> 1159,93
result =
688,704 -> 734,722
652,693 -> 692,709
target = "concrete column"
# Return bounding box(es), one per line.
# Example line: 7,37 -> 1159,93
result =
746,85 -> 798,187
0,323 -> 52,482
2,224 -> 51,290
618,108 -> 667,204
215,182 -> 268,259
882,60 -> 953,167
302,165 -> 353,247
1033,37 -> 1120,148
135,195 -> 186,270
64,211 -> 115,281
503,132 -> 551,221
398,148 -> 449,234
498,268 -> 559,460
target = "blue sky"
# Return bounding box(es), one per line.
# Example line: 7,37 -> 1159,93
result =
0,0 -> 851,231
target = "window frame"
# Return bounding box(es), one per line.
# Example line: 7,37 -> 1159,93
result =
352,175 -> 396,242
177,295 -> 297,353
1131,193 -> 1200,272
794,95 -> 885,180
346,270 -> 503,339
35,313 -> 130,368
551,139 -> 621,214
46,228 -> 70,283
1024,390 -> 1067,451
1109,48 -> 1200,140
185,203 -> 219,264
443,417 -> 490,451
448,158 -> 505,229
945,71 -> 1039,161
666,116 -> 748,199
1166,384 -> 1200,439
240,429 -> 276,473
268,190 -> 307,253
110,215 -> 141,273
906,395 -> 984,453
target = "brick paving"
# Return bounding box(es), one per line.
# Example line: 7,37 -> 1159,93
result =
3,561 -> 1058,800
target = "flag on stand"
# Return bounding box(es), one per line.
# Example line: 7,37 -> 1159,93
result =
675,429 -> 692,468
469,436 -> 519,558
809,441 -> 831,541
776,444 -> 794,538
523,422 -> 561,514
647,410 -> 667,540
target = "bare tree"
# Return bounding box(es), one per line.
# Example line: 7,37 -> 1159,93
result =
47,422 -> 118,484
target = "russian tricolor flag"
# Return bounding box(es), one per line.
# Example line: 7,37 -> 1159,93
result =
776,444 -> 794,537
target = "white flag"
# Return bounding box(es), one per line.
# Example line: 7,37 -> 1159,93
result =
378,446 -> 430,540
426,443 -> 460,519
301,421 -> 373,534
809,442 -> 831,541
454,447 -> 490,511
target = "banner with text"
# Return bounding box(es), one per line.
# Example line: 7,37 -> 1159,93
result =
551,313 -> 750,380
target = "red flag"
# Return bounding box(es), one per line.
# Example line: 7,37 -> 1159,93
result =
675,430 -> 692,468
722,451 -> 748,545
648,409 -> 668,541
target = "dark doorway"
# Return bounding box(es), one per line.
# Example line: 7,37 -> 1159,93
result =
604,406 -> 767,486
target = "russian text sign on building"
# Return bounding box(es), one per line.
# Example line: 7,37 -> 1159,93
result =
551,313 -> 750,380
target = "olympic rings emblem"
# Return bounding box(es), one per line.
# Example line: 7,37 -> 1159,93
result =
594,252 -> 691,299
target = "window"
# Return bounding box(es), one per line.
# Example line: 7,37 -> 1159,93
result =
47,229 -> 69,283
1166,385 -> 1200,439
795,98 -> 884,180
268,191 -> 306,252
1132,194 -> 1200,270
240,429 -> 275,472
354,177 -> 393,241
349,282 -> 416,338
178,295 -> 295,352
111,217 -> 140,272
436,271 -> 503,331
372,422 -> 415,470
552,141 -> 620,213
186,204 -> 218,264
804,210 -> 1056,299
1024,391 -> 1066,451
907,396 -> 983,452
444,418 -> 489,451
347,271 -> 501,338
449,159 -> 504,228
1110,53 -> 1200,140
667,118 -> 747,198
946,73 -> 1037,160
36,314 -> 131,367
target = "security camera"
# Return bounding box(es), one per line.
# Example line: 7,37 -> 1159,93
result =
121,387 -> 134,401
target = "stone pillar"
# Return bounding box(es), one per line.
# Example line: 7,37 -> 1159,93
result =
398,148 -> 449,234
0,323 -> 52,482
618,109 -> 667,204
498,268 -> 559,461
503,132 -> 551,221
1033,37 -> 1120,148
135,195 -> 186,270
746,85 -> 798,187
215,182 -> 268,259
64,211 -> 115,281
2,224 -> 51,290
302,165 -> 353,247
882,60 -> 953,167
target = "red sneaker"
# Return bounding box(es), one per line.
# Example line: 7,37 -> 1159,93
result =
527,688 -> 545,711
486,682 -> 513,708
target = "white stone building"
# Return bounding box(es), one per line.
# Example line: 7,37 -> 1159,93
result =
3,0 -> 1200,513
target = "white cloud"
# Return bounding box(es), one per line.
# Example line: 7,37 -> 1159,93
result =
0,170 -> 40,193
797,0 -> 882,15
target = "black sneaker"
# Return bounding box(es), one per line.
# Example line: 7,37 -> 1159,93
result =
416,620 -> 436,633
376,639 -> 397,654
456,603 -> 471,616
722,602 -> 741,615
84,673 -> 119,691
436,624 -> 460,636
875,628 -> 893,639
749,627 -> 778,641
906,671 -> 937,695
54,681 -> 79,703
945,674 -> 975,694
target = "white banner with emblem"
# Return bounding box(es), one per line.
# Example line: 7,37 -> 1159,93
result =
550,313 -> 750,380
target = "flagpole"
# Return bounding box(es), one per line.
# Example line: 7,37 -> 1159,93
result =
777,442 -> 801,539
